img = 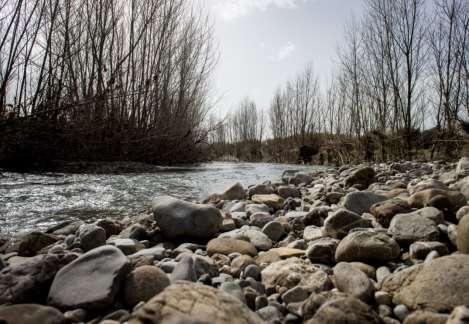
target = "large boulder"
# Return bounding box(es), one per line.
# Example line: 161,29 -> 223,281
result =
342,192 -> 387,215
335,230 -> 400,263
152,196 -> 223,239
207,238 -> 257,256
0,254 -> 62,304
0,304 -> 65,324
48,246 -> 130,310
381,254 -> 469,312
261,257 -> 332,291
129,281 -> 262,324
323,209 -> 371,239
306,297 -> 382,324
388,209 -> 440,244
123,265 -> 170,307
457,214 -> 469,253
344,166 -> 376,189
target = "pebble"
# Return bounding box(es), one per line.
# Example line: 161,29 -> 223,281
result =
394,304 -> 410,321
3,160 -> 469,324
241,264 -> 261,280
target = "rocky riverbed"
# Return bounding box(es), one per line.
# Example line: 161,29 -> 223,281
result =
1,160 -> 469,324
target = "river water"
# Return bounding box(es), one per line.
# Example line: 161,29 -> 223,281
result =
0,162 -> 316,235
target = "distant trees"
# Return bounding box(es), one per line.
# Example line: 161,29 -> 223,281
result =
209,0 -> 469,164
429,0 -> 469,133
0,0 -> 216,168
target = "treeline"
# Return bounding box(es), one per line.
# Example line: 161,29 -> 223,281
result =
0,0 -> 215,170
209,0 -> 469,164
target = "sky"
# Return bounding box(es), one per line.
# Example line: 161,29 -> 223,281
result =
201,0 -> 365,116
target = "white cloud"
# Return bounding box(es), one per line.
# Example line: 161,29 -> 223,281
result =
270,42 -> 296,61
212,0 -> 311,20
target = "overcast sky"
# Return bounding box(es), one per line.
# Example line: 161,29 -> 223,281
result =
201,0 -> 365,116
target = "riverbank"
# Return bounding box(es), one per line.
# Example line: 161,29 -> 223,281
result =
1,160 -> 469,323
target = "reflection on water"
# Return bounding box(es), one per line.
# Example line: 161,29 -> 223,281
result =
0,162 -> 317,235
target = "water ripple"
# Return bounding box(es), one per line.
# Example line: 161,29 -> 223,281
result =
0,162 -> 317,235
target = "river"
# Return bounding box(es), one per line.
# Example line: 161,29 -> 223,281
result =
0,162 -> 317,235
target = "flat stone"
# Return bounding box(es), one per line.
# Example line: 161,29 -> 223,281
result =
261,258 -> 331,291
269,247 -> 305,258
247,184 -> 275,197
249,212 -> 274,228
388,209 -> 440,244
48,246 -> 130,310
323,209 -> 371,239
0,254 -> 62,304
107,238 -> 143,255
129,246 -> 166,261
403,310 -> 448,324
0,304 -> 65,324
129,281 -> 262,324
408,179 -> 449,195
251,194 -> 284,210
342,192 -> 387,215
307,297 -> 382,324
255,251 -> 282,266
152,196 -> 223,239
207,238 -> 257,256
220,226 -> 272,251
303,226 -> 323,241
335,230 -> 400,263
